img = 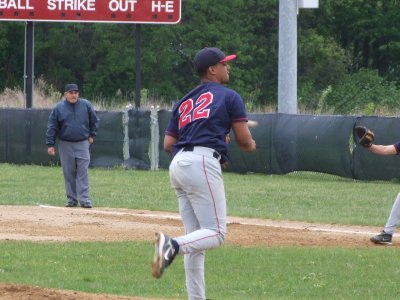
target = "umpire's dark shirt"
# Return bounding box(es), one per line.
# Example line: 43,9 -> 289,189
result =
46,98 -> 100,146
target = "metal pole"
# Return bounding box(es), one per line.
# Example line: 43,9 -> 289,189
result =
135,24 -> 142,109
24,21 -> 34,108
278,0 -> 297,114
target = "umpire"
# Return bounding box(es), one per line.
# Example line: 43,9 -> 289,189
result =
46,83 -> 100,208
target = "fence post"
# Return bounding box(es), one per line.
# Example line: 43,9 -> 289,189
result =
123,107 -> 131,161
150,107 -> 159,171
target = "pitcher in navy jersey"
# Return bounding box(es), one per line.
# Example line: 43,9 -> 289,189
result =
151,47 -> 256,300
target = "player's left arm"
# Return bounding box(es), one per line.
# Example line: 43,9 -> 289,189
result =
228,91 -> 256,152
232,122 -> 256,152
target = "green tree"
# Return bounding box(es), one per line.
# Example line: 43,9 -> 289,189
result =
0,23 -> 25,89
297,29 -> 347,111
83,24 -> 136,100
35,23 -> 96,93
314,1 -> 400,81
142,0 -> 279,106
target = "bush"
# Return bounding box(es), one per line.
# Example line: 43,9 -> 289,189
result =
324,68 -> 400,115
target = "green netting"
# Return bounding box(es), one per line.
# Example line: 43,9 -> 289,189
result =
157,111 -> 400,180
271,114 -> 356,177
0,109 -> 8,162
0,109 -> 127,168
124,109 -> 151,170
90,111 -> 125,168
2,108 -> 400,181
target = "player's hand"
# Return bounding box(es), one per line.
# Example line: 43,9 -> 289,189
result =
88,137 -> 94,144
47,147 -> 56,156
232,122 -> 257,152
225,133 -> 231,144
252,139 -> 256,149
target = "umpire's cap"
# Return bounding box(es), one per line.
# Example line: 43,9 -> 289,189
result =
64,83 -> 79,92
194,47 -> 236,75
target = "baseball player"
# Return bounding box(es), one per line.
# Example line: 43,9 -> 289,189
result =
151,47 -> 256,299
46,83 -> 99,208
356,126 -> 400,245
368,143 -> 400,245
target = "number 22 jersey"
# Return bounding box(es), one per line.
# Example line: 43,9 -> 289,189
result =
165,82 -> 249,163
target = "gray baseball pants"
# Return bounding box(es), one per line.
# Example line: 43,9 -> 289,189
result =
384,193 -> 400,235
169,147 -> 227,300
58,139 -> 92,206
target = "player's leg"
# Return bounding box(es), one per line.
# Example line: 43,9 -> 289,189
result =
177,188 -> 206,300
371,193 -> 400,244
168,153 -> 220,299
177,156 -> 225,299
58,140 -> 78,206
383,193 -> 400,234
152,151 -> 226,298
152,156 -> 190,279
174,156 -> 227,252
184,252 -> 205,300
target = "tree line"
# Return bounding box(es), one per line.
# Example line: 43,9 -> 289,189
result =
0,0 -> 400,114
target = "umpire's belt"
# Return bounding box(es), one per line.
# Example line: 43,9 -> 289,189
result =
182,146 -> 221,161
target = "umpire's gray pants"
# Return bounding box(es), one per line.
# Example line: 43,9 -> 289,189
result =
58,139 -> 91,205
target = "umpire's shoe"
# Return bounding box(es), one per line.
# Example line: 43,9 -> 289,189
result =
370,231 -> 393,245
152,232 -> 178,278
80,202 -> 93,208
65,200 -> 78,207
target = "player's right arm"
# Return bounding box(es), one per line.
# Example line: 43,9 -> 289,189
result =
164,134 -> 178,153
231,122 -> 256,152
369,144 -> 398,155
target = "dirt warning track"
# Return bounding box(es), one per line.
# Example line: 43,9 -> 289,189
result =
0,205 -> 391,247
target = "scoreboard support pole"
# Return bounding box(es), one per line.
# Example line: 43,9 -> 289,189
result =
24,21 -> 34,108
135,24 -> 142,109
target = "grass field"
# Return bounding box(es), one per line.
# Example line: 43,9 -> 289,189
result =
0,163 -> 397,226
1,163 -> 400,299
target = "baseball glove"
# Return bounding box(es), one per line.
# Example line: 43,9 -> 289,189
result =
355,126 -> 374,147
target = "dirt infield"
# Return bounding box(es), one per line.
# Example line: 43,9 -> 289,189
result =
0,205 -> 395,299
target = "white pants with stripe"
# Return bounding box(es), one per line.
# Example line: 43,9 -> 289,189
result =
169,147 -> 227,300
